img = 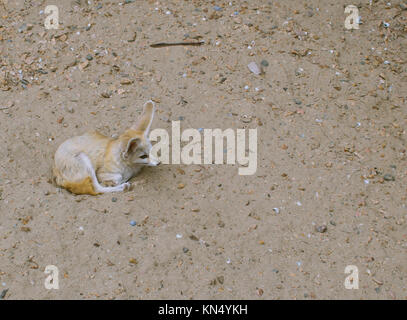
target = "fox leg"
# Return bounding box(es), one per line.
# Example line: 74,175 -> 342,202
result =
78,153 -> 130,193
97,172 -> 124,187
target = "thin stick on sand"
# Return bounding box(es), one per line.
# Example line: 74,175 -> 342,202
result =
150,41 -> 204,48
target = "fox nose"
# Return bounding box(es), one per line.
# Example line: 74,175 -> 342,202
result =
149,158 -> 161,166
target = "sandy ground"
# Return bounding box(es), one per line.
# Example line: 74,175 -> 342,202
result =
0,0 -> 406,300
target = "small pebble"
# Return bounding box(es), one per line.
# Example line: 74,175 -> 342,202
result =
260,60 -> 269,67
112,197 -> 118,202
65,105 -> 74,113
383,174 -> 395,181
316,225 -> 327,233
183,247 -> 189,253
0,289 -> 8,300
130,220 -> 137,226
18,24 -> 27,33
247,62 -> 261,75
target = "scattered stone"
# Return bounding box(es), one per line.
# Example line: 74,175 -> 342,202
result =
86,54 -> 93,61
64,105 -> 74,113
260,60 -> 269,67
240,114 -> 252,123
316,225 -> 327,233
120,79 -> 134,85
130,220 -> 137,226
79,61 -> 89,71
112,197 -> 118,202
383,174 -> 395,181
101,92 -> 111,98
182,247 -> 189,253
247,61 -> 262,75
18,24 -> 27,33
0,101 -> 14,110
129,258 -> 138,264
0,289 -> 8,300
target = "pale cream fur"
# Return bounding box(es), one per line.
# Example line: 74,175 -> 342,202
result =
53,100 -> 160,195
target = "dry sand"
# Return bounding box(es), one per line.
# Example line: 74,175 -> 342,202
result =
0,0 -> 406,299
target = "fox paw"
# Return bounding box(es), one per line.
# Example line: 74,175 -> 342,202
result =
123,182 -> 132,191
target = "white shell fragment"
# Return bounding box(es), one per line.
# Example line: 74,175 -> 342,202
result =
247,61 -> 262,75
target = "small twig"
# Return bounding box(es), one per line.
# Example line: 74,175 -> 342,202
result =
150,41 -> 204,48
0,102 -> 14,110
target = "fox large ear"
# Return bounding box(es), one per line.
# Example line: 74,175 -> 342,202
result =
132,100 -> 155,134
122,137 -> 140,159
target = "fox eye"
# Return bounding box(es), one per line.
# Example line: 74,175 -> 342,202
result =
140,154 -> 148,159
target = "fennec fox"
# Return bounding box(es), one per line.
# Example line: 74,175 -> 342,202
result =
53,100 -> 160,195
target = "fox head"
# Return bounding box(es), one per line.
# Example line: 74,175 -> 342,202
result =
119,100 -> 160,167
